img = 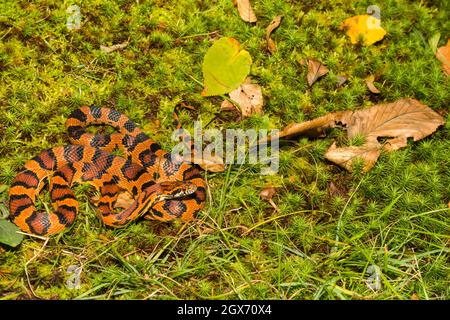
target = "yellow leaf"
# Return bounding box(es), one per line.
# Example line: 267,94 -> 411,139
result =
340,15 -> 386,46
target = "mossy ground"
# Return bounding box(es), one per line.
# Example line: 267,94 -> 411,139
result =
0,0 -> 449,299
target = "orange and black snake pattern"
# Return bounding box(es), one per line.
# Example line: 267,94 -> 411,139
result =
8,106 -> 206,236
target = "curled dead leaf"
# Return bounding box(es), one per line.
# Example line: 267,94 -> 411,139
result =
235,0 -> 257,23
229,77 -> 264,117
220,100 -> 236,111
365,75 -> 380,94
268,99 -> 444,172
259,186 -> 276,200
192,153 -> 225,172
115,191 -> 135,209
307,58 -> 329,86
336,75 -> 348,88
325,142 -> 381,172
436,38 -> 450,76
340,99 -> 444,151
329,99 -> 444,171
266,15 -> 282,54
260,186 -> 279,212
93,191 -> 135,210
268,112 -> 341,142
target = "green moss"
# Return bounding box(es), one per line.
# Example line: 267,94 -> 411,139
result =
1,0 -> 449,300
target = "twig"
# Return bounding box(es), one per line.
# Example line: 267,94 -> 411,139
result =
25,237 -> 49,299
178,31 -> 219,39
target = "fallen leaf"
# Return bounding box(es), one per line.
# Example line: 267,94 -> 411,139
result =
268,99 -> 444,172
260,186 -> 276,200
192,153 -> 225,172
235,0 -> 257,23
220,100 -> 236,111
228,77 -> 263,117
328,99 -> 444,170
0,219 -> 24,247
436,38 -> 450,76
92,191 -> 135,209
328,180 -> 348,197
340,99 -> 444,152
325,142 -> 381,172
115,192 -> 134,209
365,75 -> 380,94
336,75 -> 348,88
266,15 -> 282,54
100,40 -> 129,53
307,58 -> 329,86
271,112 -> 340,141
411,293 -> 420,300
202,37 -> 252,96
260,186 -> 279,212
340,15 -> 386,46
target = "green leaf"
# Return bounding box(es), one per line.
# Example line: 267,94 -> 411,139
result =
0,219 -> 24,247
202,37 -> 252,97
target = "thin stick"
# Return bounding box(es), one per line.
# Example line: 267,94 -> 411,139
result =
25,237 -> 49,298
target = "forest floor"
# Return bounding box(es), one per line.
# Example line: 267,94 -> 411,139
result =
0,0 -> 449,299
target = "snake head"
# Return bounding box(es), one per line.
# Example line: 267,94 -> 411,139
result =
137,181 -> 198,218
153,181 -> 198,203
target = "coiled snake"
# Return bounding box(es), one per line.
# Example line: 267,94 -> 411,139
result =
8,106 -> 206,236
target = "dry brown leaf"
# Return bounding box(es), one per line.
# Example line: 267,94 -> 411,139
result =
266,15 -> 282,54
236,0 -> 257,23
411,293 -> 420,300
192,153 -> 225,172
435,38 -> 450,76
268,99 -> 444,172
330,99 -> 444,171
307,58 -> 329,86
269,113 -> 342,142
92,191 -> 135,210
336,75 -> 348,88
220,100 -> 236,111
260,186 -> 279,212
340,99 -> 444,151
100,40 -> 129,53
260,186 -> 276,200
229,77 -> 264,117
365,75 -> 380,93
115,191 -> 134,209
325,142 -> 381,172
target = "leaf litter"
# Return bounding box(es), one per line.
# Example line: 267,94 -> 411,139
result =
265,99 -> 444,172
